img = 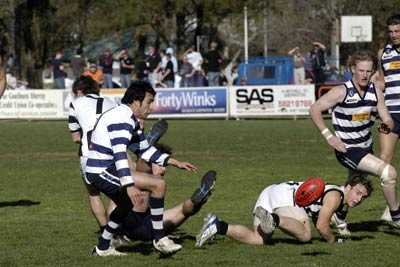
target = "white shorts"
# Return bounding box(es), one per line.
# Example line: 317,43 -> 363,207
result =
252,182 -> 308,226
80,156 -> 90,184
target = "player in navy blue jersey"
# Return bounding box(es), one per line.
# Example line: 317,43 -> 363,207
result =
310,50 -> 400,227
87,81 -> 197,256
376,14 -> 400,223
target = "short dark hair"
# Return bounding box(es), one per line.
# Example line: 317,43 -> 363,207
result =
72,75 -> 99,96
121,80 -> 156,104
345,172 -> 373,197
387,14 -> 400,26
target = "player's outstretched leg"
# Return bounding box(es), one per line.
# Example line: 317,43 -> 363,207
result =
254,206 -> 277,235
191,170 -> 217,209
147,119 -> 168,146
196,213 -> 219,247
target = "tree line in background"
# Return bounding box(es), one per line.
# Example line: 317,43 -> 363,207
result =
0,0 -> 398,88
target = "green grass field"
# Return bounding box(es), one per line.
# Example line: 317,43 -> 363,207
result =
1,119 -> 400,266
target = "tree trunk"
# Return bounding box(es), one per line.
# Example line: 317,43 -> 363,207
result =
14,0 -> 52,88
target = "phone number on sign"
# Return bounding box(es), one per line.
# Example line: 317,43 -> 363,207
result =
278,100 -> 313,108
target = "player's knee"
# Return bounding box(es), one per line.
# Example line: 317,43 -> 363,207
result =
380,164 -> 397,186
154,178 -> 166,194
297,230 -> 312,242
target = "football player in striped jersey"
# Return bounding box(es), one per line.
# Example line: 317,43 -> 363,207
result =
86,81 -> 197,256
310,50 -> 400,227
376,14 -> 400,223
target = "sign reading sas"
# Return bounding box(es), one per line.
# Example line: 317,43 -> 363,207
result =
236,88 -> 274,104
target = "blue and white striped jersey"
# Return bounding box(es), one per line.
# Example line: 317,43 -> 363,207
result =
381,43 -> 400,113
332,80 -> 378,149
68,94 -> 116,157
86,104 -> 170,187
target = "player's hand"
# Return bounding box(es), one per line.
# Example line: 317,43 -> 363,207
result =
167,158 -> 198,172
327,136 -> 347,153
175,161 -> 198,172
126,185 -> 144,206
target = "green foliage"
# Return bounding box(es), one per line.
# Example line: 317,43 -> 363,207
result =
1,119 -> 399,266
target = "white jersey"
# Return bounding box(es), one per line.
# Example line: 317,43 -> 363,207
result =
331,80 -> 378,149
68,94 -> 116,157
381,43 -> 400,113
254,181 -> 345,220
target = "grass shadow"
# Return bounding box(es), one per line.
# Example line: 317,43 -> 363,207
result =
348,220 -> 383,232
0,199 -> 40,208
301,251 -> 331,256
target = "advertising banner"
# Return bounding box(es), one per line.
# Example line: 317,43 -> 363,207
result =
101,87 -> 228,118
229,85 -> 315,117
0,90 -> 68,119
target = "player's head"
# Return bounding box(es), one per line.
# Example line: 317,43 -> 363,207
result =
72,75 -> 99,96
121,80 -> 156,119
348,50 -> 377,88
344,173 -> 373,208
387,14 -> 400,46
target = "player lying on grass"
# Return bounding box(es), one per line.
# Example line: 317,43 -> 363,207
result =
196,174 -> 372,247
104,142 -> 216,250
112,162 -> 217,248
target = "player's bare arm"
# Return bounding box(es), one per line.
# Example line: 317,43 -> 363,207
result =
376,82 -> 394,133
373,48 -> 385,89
315,190 -> 341,243
310,85 -> 347,152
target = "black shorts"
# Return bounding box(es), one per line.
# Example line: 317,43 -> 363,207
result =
335,146 -> 373,170
390,113 -> 400,135
86,172 -> 133,210
121,210 -> 153,241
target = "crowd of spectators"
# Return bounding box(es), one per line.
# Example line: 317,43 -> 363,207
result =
288,41 -> 341,85
4,41 -> 345,90
47,42 -> 231,90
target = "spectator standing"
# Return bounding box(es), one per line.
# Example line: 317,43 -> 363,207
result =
166,47 -> 178,74
161,53 -> 174,88
99,48 -> 114,88
184,45 -> 207,87
185,45 -> 203,71
83,63 -> 104,87
118,49 -> 134,88
308,42 -> 327,84
179,56 -> 195,87
52,51 -> 66,89
71,48 -> 87,79
205,42 -> 223,86
145,46 -> 161,87
288,47 -> 305,84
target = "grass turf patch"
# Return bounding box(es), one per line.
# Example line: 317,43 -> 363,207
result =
0,119 -> 399,266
